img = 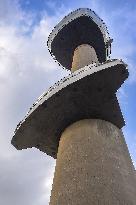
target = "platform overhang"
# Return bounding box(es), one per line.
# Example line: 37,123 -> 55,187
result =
47,8 -> 112,70
11,59 -> 128,158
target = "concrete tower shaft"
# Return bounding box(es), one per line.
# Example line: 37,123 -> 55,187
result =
72,44 -> 99,72
49,119 -> 136,205
49,39 -> 136,205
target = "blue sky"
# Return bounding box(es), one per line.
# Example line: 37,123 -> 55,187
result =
0,0 -> 136,205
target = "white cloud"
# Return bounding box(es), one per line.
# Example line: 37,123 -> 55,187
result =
133,161 -> 136,169
0,1 -> 68,205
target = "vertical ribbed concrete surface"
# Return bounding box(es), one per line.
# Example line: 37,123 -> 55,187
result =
49,119 -> 136,205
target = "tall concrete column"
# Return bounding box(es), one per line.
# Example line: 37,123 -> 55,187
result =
71,44 -> 99,72
50,119 -> 136,205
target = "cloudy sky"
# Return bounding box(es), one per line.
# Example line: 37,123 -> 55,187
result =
0,0 -> 136,204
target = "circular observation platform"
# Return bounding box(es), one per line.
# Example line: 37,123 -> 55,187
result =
47,8 -> 112,70
11,59 -> 128,158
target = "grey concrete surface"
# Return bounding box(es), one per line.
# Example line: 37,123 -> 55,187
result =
71,44 -> 99,72
49,119 -> 136,205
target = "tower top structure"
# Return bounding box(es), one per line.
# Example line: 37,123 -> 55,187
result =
11,8 -> 128,159
47,8 -> 113,70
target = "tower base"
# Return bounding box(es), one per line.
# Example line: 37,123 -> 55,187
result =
49,119 -> 136,205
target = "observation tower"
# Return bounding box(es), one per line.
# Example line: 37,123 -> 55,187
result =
11,8 -> 136,204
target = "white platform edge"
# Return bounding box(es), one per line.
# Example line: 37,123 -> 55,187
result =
14,59 -> 127,133
47,8 -> 111,50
